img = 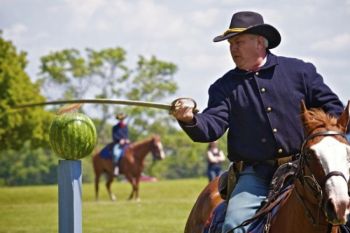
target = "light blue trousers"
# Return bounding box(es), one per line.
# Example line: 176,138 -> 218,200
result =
222,165 -> 272,233
113,144 -> 122,163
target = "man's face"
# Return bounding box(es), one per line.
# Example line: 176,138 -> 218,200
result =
228,34 -> 264,70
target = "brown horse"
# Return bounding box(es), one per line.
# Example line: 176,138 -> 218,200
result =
185,177 -> 224,233
185,101 -> 350,233
92,135 -> 165,201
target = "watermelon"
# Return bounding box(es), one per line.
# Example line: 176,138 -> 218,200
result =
49,112 -> 97,160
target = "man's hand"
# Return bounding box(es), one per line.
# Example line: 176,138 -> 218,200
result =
120,139 -> 126,145
170,98 -> 198,124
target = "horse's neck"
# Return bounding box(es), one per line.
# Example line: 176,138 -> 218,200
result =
271,179 -> 327,233
271,179 -> 329,233
132,139 -> 153,162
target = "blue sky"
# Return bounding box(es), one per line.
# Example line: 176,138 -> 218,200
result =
1,0 -> 350,109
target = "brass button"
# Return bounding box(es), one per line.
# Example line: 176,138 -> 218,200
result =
273,128 -> 278,133
278,148 -> 283,154
260,87 -> 266,93
266,107 -> 272,112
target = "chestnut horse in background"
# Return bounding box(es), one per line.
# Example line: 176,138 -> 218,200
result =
92,135 -> 165,201
185,101 -> 350,233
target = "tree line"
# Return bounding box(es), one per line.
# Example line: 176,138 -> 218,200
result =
0,32 -> 228,186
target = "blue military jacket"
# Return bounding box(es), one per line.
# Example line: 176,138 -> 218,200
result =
180,53 -> 344,162
112,122 -> 129,143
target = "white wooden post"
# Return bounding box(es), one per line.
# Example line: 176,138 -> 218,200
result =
58,160 -> 82,233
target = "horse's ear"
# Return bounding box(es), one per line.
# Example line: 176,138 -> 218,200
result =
300,100 -> 309,124
337,100 -> 350,133
300,100 -> 307,114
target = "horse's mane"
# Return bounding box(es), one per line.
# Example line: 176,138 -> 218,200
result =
303,108 -> 338,132
130,136 -> 155,148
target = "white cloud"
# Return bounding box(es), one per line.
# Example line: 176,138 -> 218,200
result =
311,34 -> 350,52
3,23 -> 28,41
64,0 -> 107,30
191,8 -> 220,29
120,0 -> 185,40
95,19 -> 109,31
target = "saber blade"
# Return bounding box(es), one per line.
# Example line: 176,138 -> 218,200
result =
14,99 -> 172,111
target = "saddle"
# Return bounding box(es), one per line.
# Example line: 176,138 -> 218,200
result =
240,161 -> 299,232
218,157 -> 295,201
212,158 -> 298,233
218,161 -> 242,200
100,142 -> 127,163
100,142 -> 115,159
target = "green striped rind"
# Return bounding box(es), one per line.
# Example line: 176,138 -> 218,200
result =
49,112 -> 97,160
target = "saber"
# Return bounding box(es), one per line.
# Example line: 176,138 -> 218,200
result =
13,98 -> 198,113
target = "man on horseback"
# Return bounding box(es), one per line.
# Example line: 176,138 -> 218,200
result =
112,113 -> 129,175
171,11 -> 345,233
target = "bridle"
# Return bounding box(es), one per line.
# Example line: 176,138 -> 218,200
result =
296,130 -> 348,228
300,130 -> 348,188
150,137 -> 162,161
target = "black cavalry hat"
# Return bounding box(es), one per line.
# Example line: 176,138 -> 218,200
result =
116,113 -> 127,120
213,11 -> 281,49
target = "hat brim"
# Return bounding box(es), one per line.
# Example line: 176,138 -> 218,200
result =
213,24 -> 281,49
116,114 -> 127,120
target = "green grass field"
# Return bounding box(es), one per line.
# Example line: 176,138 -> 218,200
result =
0,178 -> 208,233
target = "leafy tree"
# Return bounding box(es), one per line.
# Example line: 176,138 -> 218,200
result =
0,33 -> 58,186
0,141 -> 57,186
39,48 -> 128,142
126,55 -> 178,137
0,32 -> 54,150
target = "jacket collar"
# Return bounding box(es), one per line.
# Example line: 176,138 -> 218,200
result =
231,52 -> 278,75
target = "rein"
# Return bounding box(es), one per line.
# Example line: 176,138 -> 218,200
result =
297,130 -> 348,229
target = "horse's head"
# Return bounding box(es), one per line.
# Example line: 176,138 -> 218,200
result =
300,100 -> 350,225
150,135 -> 165,161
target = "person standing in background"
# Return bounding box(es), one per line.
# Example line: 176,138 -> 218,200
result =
207,141 -> 226,182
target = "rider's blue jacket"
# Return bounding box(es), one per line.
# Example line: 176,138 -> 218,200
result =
179,52 -> 344,162
112,122 -> 129,143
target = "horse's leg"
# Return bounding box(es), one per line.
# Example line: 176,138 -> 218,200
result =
127,177 -> 137,200
95,174 -> 100,201
106,174 -> 116,201
135,177 -> 141,202
93,155 -> 101,202
129,179 -> 136,200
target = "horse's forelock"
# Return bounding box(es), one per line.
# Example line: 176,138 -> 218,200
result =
303,109 -> 338,133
